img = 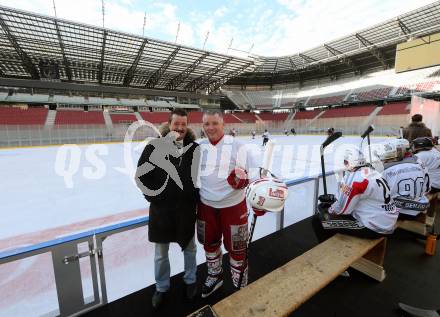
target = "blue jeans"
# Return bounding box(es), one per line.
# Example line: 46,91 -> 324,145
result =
154,236 -> 197,292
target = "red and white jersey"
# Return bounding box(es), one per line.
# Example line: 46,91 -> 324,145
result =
382,157 -> 430,216
197,135 -> 258,208
329,167 -> 398,234
415,148 -> 440,189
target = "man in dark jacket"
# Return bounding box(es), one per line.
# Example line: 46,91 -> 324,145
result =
135,108 -> 200,308
403,114 -> 432,143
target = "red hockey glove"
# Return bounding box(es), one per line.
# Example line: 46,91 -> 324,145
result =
227,167 -> 249,189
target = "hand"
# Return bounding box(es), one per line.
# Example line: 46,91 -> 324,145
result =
318,194 -> 336,204
227,167 -> 249,189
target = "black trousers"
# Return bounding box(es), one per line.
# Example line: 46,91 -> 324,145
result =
311,214 -> 385,243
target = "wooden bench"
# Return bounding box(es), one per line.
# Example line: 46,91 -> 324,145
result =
189,234 -> 386,317
396,192 -> 440,236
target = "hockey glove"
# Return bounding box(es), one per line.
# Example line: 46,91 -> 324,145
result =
317,202 -> 331,221
227,167 -> 249,189
318,194 -> 336,204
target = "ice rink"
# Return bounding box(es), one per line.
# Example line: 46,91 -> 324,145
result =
0,134 -> 390,316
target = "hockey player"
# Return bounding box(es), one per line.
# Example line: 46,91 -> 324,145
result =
376,139 -> 430,219
197,110 -> 258,297
413,137 -> 440,194
412,137 -> 440,220
262,129 -> 270,147
313,147 -> 398,242
251,130 -> 256,139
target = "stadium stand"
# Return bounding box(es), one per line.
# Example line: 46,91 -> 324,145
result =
55,110 -> 105,125
232,112 -> 257,123
307,94 -> 346,107
258,112 -> 289,121
293,109 -> 322,120
320,105 -> 376,118
109,113 -> 137,124
223,113 -> 242,123
139,111 -> 170,124
0,107 -> 48,125
188,111 -> 204,124
377,102 -> 410,116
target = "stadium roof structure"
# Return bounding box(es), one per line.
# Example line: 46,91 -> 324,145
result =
0,2 -> 440,94
0,5 -> 254,96
230,0 -> 440,86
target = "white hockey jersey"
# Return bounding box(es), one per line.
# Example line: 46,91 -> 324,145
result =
382,157 -> 430,216
415,148 -> 440,190
262,132 -> 270,139
198,135 -> 258,208
329,167 -> 398,234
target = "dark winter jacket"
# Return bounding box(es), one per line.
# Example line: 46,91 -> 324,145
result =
136,124 -> 200,249
403,122 -> 432,144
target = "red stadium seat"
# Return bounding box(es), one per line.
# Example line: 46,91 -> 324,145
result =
55,110 -> 105,125
110,113 -> 137,124
139,112 -> 170,124
320,105 -> 375,118
377,102 -> 410,115
293,110 -> 322,120
0,107 -> 48,125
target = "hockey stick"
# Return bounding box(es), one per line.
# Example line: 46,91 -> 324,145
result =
237,140 -> 275,290
320,131 -> 342,196
398,302 -> 440,317
360,125 -> 374,165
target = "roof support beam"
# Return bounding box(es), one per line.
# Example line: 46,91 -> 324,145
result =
0,15 -> 40,79
288,57 -> 297,70
54,20 -> 72,81
397,18 -> 411,36
123,39 -> 148,86
355,33 -> 388,69
298,53 -> 317,65
207,62 -> 253,94
270,59 -> 278,88
323,44 -> 360,72
165,52 -> 209,90
184,57 -> 232,91
98,30 -> 107,84
145,46 -> 180,88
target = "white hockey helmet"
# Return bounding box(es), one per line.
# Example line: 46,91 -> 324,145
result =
246,178 -> 288,213
374,140 -> 400,162
343,147 -> 366,170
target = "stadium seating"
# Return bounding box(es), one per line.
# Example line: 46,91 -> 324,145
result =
377,102 -> 410,116
320,105 -> 376,118
188,111 -> 204,124
307,94 -> 345,107
0,107 -> 48,125
139,111 -> 170,124
55,110 -> 105,125
223,114 -> 242,123
258,112 -> 289,121
232,112 -> 257,123
109,113 -> 137,124
293,109 -> 322,120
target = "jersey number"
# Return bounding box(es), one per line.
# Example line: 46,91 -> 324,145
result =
397,177 -> 425,200
376,178 -> 391,204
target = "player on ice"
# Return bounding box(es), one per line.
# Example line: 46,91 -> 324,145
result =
374,139 -> 430,220
262,129 -> 270,147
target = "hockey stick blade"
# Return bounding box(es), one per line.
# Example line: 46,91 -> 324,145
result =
398,303 -> 440,317
322,131 -> 342,148
361,125 -> 375,139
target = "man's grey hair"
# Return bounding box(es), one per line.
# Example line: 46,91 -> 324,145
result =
202,109 -> 224,122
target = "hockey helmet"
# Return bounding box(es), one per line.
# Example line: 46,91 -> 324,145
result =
246,178 -> 288,213
412,137 -> 434,153
343,147 -> 366,170
374,141 -> 399,162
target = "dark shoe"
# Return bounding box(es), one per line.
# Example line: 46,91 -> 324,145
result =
185,282 -> 197,300
201,274 -> 223,298
151,290 -> 167,309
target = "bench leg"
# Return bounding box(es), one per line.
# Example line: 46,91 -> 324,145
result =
350,238 -> 386,282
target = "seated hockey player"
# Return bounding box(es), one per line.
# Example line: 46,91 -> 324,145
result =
412,137 -> 440,219
377,139 -> 430,220
313,147 -> 398,243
